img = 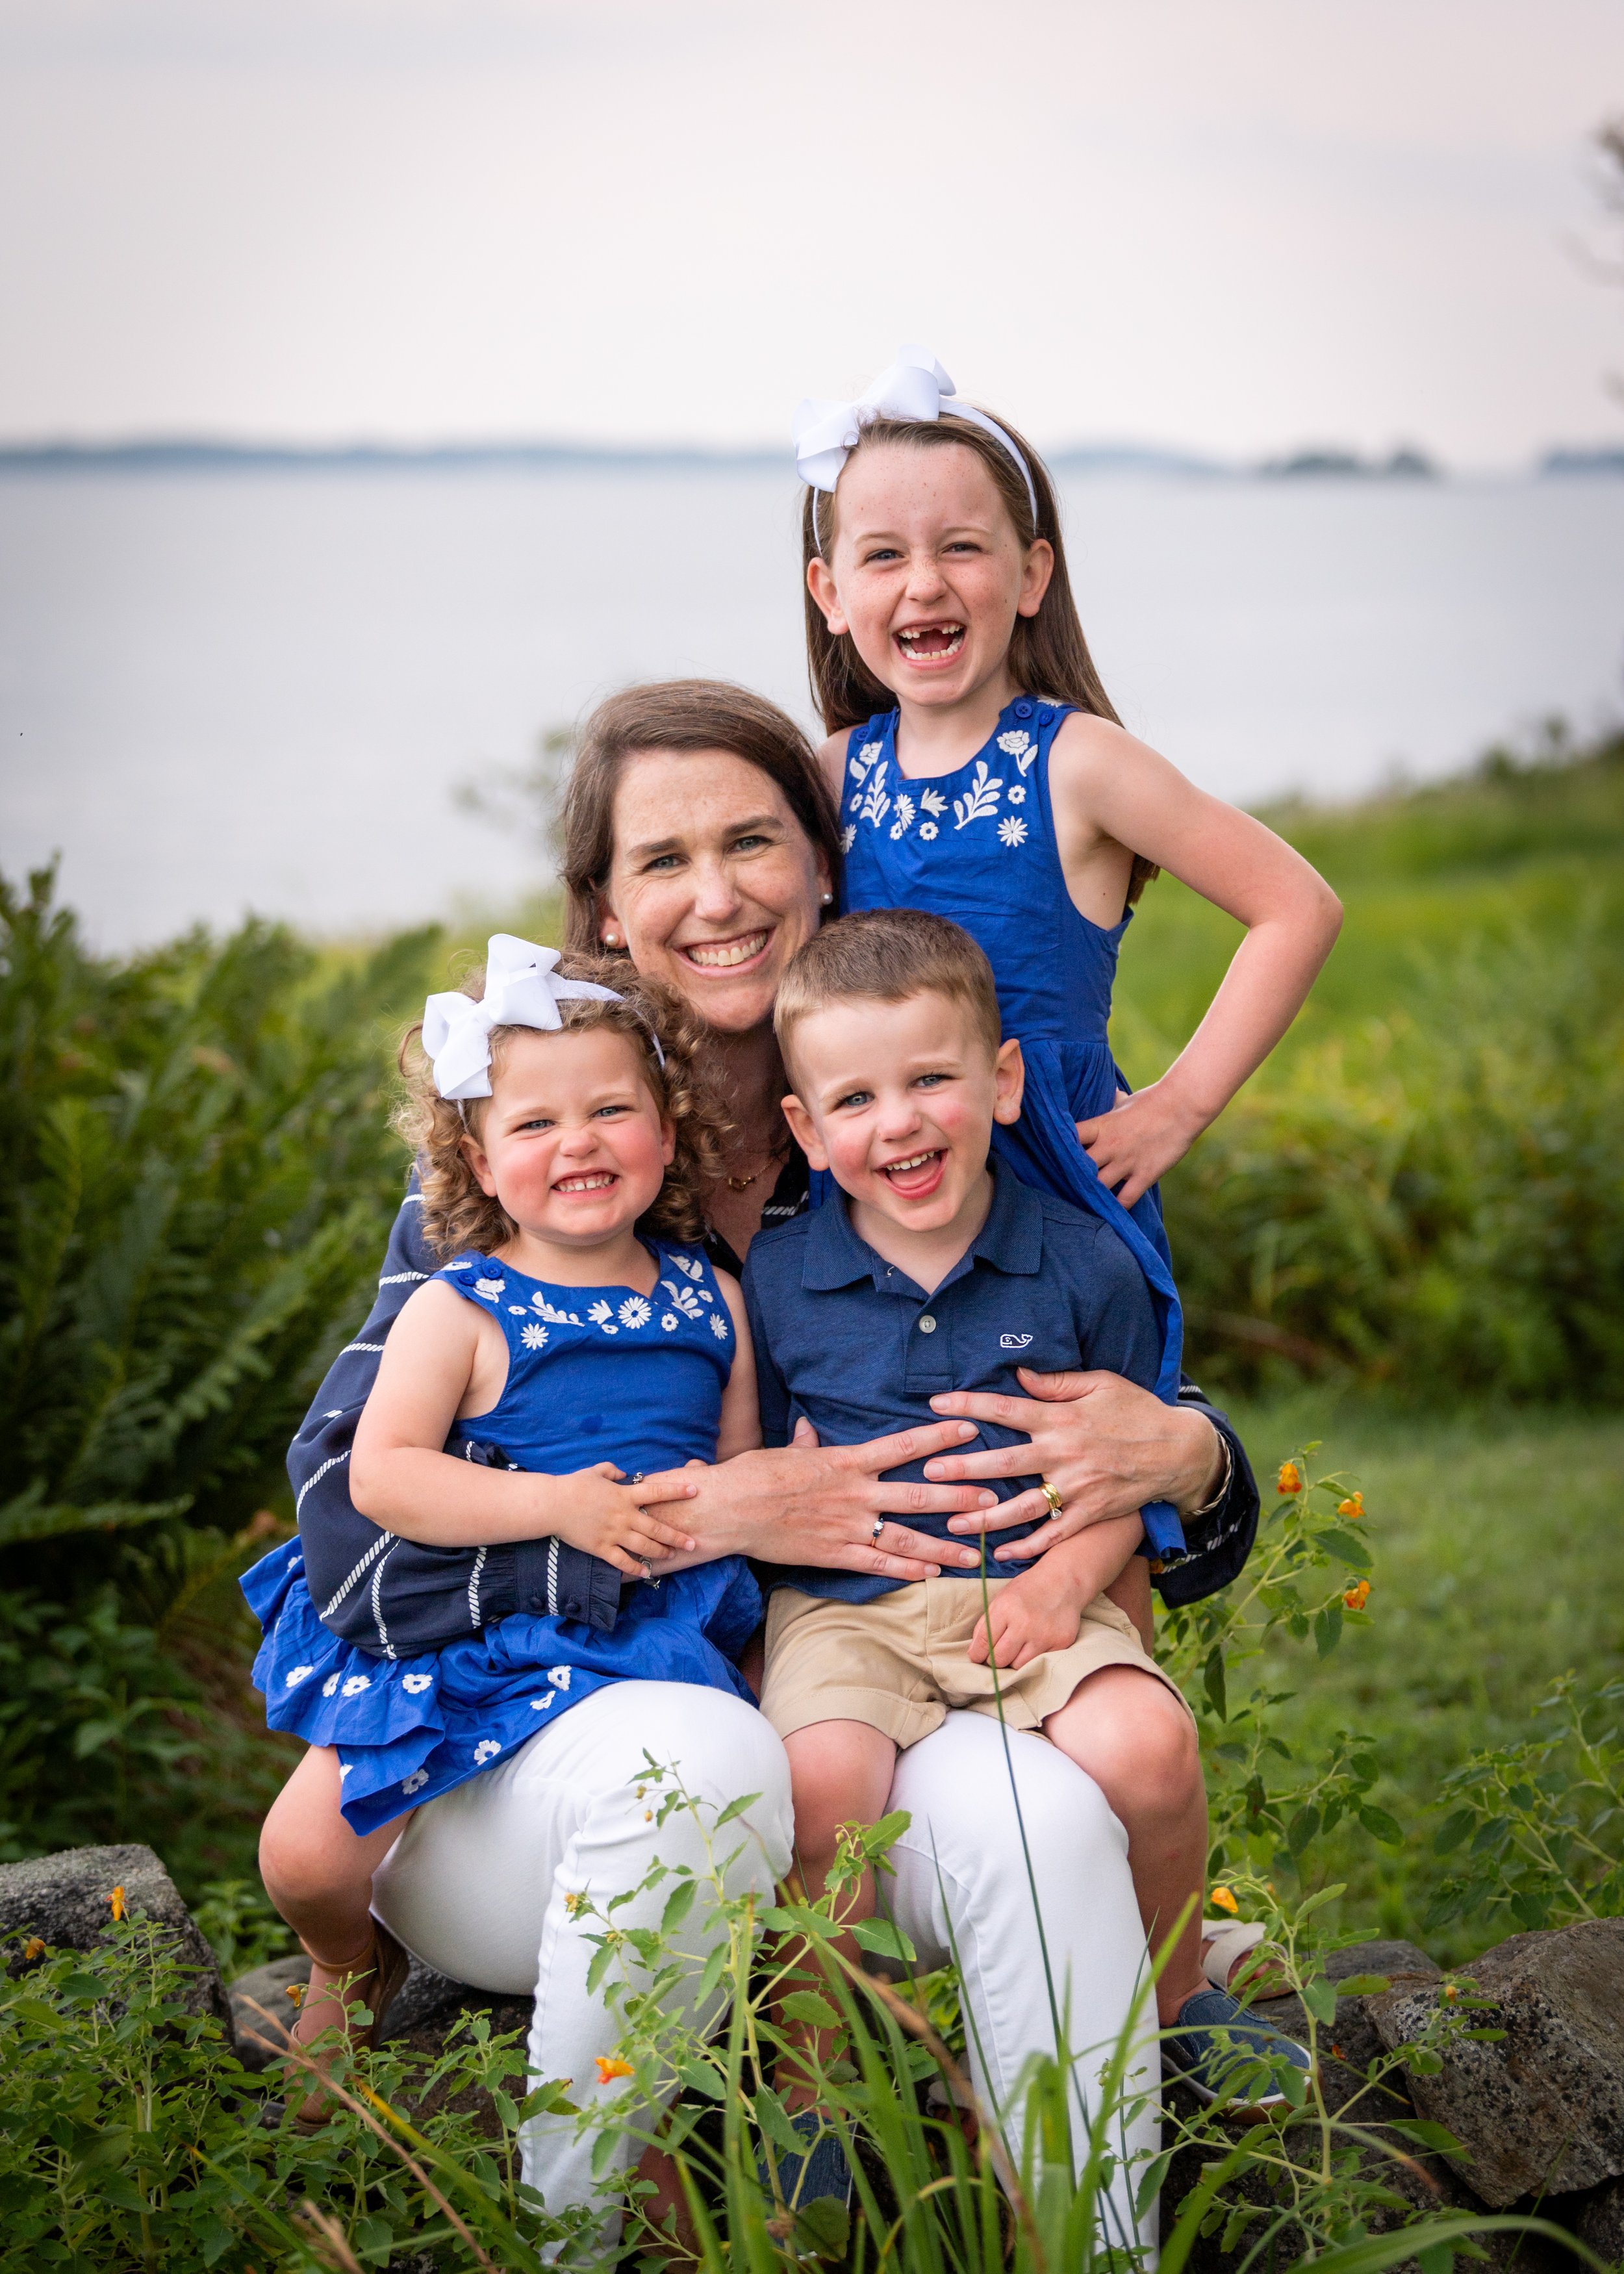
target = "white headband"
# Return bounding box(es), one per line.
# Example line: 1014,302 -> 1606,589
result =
422,934 -> 663,1102
793,344 -> 1040,550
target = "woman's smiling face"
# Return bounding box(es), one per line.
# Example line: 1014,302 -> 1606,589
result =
599,749 -> 831,1036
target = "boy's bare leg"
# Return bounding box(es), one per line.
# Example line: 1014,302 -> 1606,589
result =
1042,1666 -> 1208,2023
778,1719 -> 898,2110
259,1744 -> 411,2058
1104,1555 -> 1154,1650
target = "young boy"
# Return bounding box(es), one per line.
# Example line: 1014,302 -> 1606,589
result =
742,908 -> 1308,2112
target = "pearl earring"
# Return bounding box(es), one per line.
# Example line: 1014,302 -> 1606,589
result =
603,933 -> 620,949
820,892 -> 833,906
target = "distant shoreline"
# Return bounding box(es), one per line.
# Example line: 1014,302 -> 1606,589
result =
0,438 -> 1618,479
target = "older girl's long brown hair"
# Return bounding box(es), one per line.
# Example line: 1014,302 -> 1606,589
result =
802,411 -> 1157,902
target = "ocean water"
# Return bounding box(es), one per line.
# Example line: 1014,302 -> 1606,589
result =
2,463 -> 1621,951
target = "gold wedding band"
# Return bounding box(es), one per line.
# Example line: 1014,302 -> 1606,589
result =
1039,1479 -> 1064,1519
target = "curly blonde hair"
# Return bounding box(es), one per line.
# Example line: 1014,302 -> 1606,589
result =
396,954 -> 730,1260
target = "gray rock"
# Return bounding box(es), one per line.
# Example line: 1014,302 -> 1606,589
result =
1572,2175 -> 1624,2268
229,1952 -> 312,2071
1369,1917 -> 1624,2208
0,1842 -> 227,2025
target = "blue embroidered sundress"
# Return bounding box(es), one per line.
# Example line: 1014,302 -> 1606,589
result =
838,694 -> 1186,1559
242,1240 -> 762,1835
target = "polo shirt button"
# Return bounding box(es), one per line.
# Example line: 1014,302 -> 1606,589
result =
1013,699 -> 1034,719
919,1314 -> 937,1334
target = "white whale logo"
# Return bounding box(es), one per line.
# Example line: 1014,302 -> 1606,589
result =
1000,1333 -> 1034,1350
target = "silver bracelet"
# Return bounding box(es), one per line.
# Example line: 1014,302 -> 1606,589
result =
1184,1427 -> 1234,1522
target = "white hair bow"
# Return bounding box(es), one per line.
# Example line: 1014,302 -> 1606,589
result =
792,344 -> 1039,537
422,934 -> 660,1101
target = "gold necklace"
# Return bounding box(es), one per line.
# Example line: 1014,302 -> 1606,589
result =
724,1142 -> 787,1194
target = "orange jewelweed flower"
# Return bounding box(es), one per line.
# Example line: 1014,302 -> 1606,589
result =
595,2056 -> 635,2084
1210,1886 -> 1239,1915
22,1938 -> 44,1962
1343,1579 -> 1371,1612
1338,1494 -> 1364,1520
107,1886 -> 127,1921
1277,1462 -> 1303,1495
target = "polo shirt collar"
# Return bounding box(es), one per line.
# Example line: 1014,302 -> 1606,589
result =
800,1159 -> 1045,1293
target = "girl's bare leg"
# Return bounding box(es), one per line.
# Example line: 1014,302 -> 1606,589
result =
778,1720 -> 897,2111
1042,1666 -> 1208,2023
259,1744 -> 411,2059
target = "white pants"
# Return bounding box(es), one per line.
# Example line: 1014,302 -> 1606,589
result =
372,1681 -> 1158,2253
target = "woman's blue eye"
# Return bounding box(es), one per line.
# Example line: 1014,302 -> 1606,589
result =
645,853 -> 682,872
731,834 -> 770,853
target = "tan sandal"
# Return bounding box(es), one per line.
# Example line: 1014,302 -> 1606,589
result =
1200,1919 -> 1293,2002
288,1917 -> 412,2131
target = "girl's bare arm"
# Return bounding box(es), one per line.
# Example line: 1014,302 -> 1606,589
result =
350,1281 -> 697,1576
1050,714 -> 1343,1207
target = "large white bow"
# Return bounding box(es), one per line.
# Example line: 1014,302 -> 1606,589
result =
792,343 -> 1039,530
422,934 -> 654,1101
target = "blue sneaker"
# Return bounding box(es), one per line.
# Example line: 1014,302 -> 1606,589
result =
757,2108 -> 852,2210
1163,1987 -> 1315,2114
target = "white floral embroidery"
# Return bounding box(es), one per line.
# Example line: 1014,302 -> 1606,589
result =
521,1323 -> 550,1351
919,787 -> 947,817
996,729 -> 1032,757
998,816 -> 1029,849
322,1672 -> 341,1698
840,824 -> 856,854
339,1762 -> 353,1778
848,795 -> 861,814
919,821 -> 938,841
532,1294 -> 581,1324
474,1738 -> 502,1765
668,1253 -> 704,1281
342,1674 -> 372,1697
402,1769 -> 429,1795
529,1693 -> 556,1711
953,761 -> 1003,828
661,1279 -> 703,1320
548,1665 -> 572,1690
587,1299 -> 618,1335
858,760 -> 891,829
1007,784 -> 1026,803
284,1665 -> 316,1689
618,1295 -> 652,1331
1017,748 -> 1037,776
474,1277 -> 505,1300
707,1310 -> 730,1341
889,792 -> 916,840
447,1258 -> 473,1270
402,1670 -> 434,1694
661,1313 -> 679,1331
848,739 -> 883,782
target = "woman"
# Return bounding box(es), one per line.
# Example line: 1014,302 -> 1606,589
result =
286,682 -> 1259,2247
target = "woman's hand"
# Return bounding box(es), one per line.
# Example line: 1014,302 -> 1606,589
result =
1074,1083 -> 1204,1212
922,1368 -> 1223,1563
640,1417 -> 993,1583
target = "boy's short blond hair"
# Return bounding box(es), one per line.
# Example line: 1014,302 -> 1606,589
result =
774,909 -> 1003,1070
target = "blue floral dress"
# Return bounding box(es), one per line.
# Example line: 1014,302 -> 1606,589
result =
838,695 -> 1187,1557
243,1241 -> 762,1835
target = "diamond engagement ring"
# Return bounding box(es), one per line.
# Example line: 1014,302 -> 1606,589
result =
1039,1480 -> 1064,1520
870,1516 -> 885,1542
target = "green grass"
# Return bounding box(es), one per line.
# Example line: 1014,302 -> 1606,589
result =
1222,1394 -> 1624,1966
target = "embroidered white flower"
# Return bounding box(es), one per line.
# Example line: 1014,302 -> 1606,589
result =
998,817 -> 1029,849
339,1762 -> 353,1778
322,1672 -> 341,1698
587,1299 -> 618,1335
661,1312 -> 679,1331
402,1670 -> 434,1694
919,821 -> 938,841
1017,748 -> 1037,776
848,796 -> 861,814
508,1304 -> 527,1314
618,1295 -> 652,1331
953,761 -> 1003,828
448,1258 -> 473,1270
521,1323 -> 550,1351
474,1276 -> 505,1300
284,1665 -> 316,1689
342,1674 -> 372,1698
668,1253 -> 704,1281
529,1693 -> 556,1711
532,1294 -> 581,1323
848,739 -> 882,783
1007,784 -> 1026,803
707,1310 -> 730,1341
402,1769 -> 429,1795
661,1279 -> 703,1320
919,787 -> 947,817
858,760 -> 891,829
840,824 -> 856,853
996,730 -> 1032,757
548,1665 -> 572,1691
888,793 -> 916,841
474,1738 -> 502,1765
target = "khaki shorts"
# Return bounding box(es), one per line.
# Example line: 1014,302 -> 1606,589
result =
758,1578 -> 1192,1750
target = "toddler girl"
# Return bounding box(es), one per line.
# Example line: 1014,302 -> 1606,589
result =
792,348 -> 1339,2041
245,937 -> 763,2104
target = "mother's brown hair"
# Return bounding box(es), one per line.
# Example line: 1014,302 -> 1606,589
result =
803,411 -> 1156,902
559,680 -> 844,958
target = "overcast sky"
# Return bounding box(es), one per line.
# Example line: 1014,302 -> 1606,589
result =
1,0 -> 1620,463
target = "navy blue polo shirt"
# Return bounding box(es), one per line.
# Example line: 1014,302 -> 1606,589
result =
741,1162 -> 1161,1604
